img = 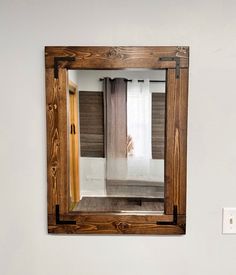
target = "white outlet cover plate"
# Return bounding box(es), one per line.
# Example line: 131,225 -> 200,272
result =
222,208 -> 236,234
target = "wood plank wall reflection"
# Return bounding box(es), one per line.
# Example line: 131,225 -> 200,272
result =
79,91 -> 165,159
79,91 -> 104,157
152,93 -> 165,159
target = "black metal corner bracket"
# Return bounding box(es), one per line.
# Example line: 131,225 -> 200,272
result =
156,205 -> 178,225
159,56 -> 180,79
55,204 -> 76,225
54,56 -> 76,79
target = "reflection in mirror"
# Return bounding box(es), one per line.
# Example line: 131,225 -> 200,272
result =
68,69 -> 166,213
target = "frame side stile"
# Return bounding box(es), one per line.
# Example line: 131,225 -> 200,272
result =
178,68 -> 189,215
164,69 -> 176,215
165,68 -> 188,219
46,68 -> 59,225
57,68 -> 69,215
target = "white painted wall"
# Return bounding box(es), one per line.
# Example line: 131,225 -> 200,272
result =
74,69 -> 166,92
80,158 -> 164,197
1,1 -> 236,275
68,70 -> 80,85
80,157 -> 106,197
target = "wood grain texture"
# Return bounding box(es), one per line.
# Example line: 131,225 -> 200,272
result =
57,69 -> 69,214
46,68 -> 69,218
177,68 -> 188,214
48,214 -> 186,234
164,69 -> 188,215
45,46 -> 189,234
45,46 -> 189,69
46,69 -> 59,215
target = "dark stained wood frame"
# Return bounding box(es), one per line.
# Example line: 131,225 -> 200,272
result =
45,46 -> 189,234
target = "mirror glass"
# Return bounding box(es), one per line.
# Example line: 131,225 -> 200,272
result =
68,69 -> 166,213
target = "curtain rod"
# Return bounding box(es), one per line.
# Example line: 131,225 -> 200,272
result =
99,78 -> 166,83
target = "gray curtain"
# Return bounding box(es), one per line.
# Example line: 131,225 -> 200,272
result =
103,78 -> 127,193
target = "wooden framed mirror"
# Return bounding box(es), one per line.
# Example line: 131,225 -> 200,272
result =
45,46 -> 189,234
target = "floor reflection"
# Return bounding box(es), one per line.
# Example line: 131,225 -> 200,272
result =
72,197 -> 164,212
